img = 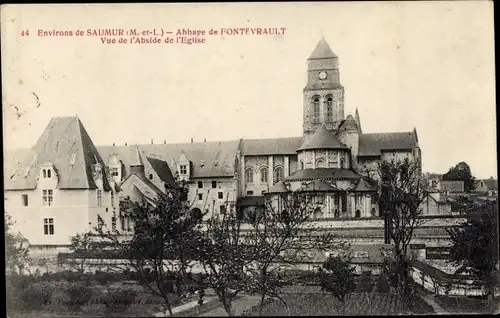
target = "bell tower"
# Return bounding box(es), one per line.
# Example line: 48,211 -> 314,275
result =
303,37 -> 345,136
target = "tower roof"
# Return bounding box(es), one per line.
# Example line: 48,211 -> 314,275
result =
339,114 -> 359,131
308,37 -> 338,60
298,125 -> 348,151
5,116 -> 111,191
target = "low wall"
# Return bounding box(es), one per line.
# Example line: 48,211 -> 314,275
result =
410,260 -> 485,297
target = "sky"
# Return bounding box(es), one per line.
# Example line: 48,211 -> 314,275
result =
1,2 -> 496,179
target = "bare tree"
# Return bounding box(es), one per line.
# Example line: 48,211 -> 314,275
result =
68,230 -> 97,272
193,198 -> 252,317
96,184 -> 205,317
244,188 -> 349,315
377,157 -> 427,308
5,214 -> 31,276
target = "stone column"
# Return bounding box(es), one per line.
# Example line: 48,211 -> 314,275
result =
350,193 -> 356,218
312,151 -> 316,169
284,156 -> 290,177
339,194 -> 343,218
240,155 -> 245,195
326,151 -> 330,168
337,151 -> 341,168
268,156 -> 274,187
366,194 -> 372,218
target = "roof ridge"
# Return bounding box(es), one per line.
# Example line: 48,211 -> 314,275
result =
74,117 -> 92,188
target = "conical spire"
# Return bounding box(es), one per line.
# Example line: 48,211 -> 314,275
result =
355,108 -> 362,133
309,37 -> 338,60
298,125 -> 348,151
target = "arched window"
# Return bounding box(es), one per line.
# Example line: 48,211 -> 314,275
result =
274,167 -> 284,183
355,210 -> 361,218
312,96 -> 320,124
245,168 -> 254,183
316,159 -> 325,168
340,158 -> 345,168
43,169 -> 47,178
325,95 -> 333,122
47,169 -> 51,178
300,160 -> 304,170
260,167 -> 269,183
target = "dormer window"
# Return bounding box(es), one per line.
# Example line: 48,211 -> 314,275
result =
43,169 -> 47,178
180,165 -> 187,175
47,169 -> 51,178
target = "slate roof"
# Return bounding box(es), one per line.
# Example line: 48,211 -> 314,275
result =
477,179 -> 498,191
298,125 -> 348,151
120,173 -> 166,201
97,140 -> 241,178
145,156 -> 179,189
267,181 -> 290,194
439,180 -> 464,193
5,116 -> 111,191
241,137 -> 303,155
285,168 -> 362,182
301,179 -> 339,192
352,178 -> 377,192
309,37 -> 338,59
338,114 -> 359,132
358,131 -> 418,156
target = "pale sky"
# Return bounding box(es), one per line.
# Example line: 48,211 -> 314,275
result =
1,2 -> 496,179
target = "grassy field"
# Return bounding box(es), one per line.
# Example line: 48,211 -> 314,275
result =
434,295 -> 496,315
8,280 -> 193,318
242,292 -> 435,316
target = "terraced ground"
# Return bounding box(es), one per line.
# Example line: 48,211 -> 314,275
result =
243,292 -> 433,316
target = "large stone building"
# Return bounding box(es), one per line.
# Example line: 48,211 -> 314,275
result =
5,38 -> 432,249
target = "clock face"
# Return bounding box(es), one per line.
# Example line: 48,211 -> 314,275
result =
319,71 -> 327,80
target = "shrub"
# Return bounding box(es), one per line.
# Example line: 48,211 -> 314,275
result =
103,288 -> 137,313
21,284 -> 53,310
376,274 -> 390,293
94,270 -> 110,285
357,272 -> 373,293
6,274 -> 35,311
64,283 -> 93,310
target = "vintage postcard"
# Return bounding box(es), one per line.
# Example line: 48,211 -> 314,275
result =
2,2 -> 497,317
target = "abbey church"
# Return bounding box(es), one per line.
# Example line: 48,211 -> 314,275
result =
4,38 -> 421,247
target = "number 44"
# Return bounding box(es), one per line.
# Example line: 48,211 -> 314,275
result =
21,30 -> 29,36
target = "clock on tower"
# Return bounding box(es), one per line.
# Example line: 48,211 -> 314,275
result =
318,71 -> 327,80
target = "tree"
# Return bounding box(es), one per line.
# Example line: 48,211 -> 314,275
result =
318,254 -> 356,315
5,214 -> 31,275
244,188 -> 348,315
193,200 -> 252,317
447,200 -> 499,299
377,157 -> 427,308
442,161 -> 475,192
68,230 -> 97,271
97,185 -> 205,317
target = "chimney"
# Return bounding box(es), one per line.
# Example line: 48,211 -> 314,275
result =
191,138 -> 193,143
204,138 -> 206,143
125,142 -> 128,146
113,142 -> 115,146
164,140 -> 166,144
151,139 -> 153,144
